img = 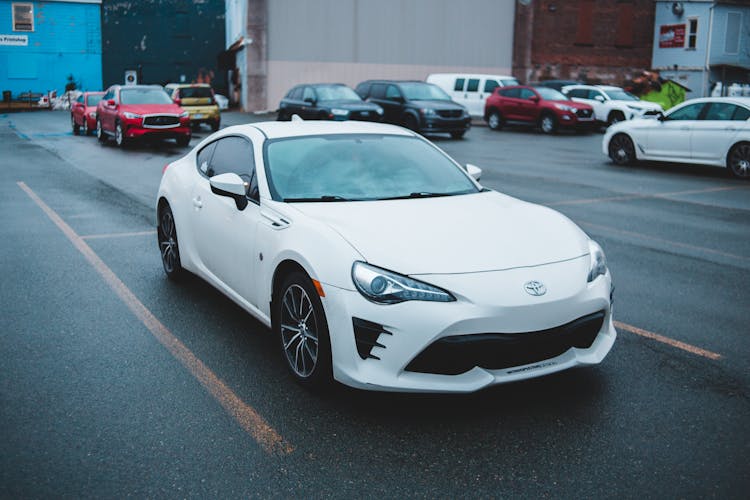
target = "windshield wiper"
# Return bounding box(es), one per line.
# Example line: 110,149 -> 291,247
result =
378,192 -> 454,201
283,195 -> 354,202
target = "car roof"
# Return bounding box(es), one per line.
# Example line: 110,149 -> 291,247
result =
679,96 -> 750,107
428,73 -> 516,79
359,80 -> 428,85
220,120 -> 416,140
115,84 -> 165,90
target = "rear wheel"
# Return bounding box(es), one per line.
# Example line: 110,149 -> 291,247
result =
450,130 -> 466,139
157,204 -> 184,280
82,117 -> 89,136
276,271 -> 332,389
71,114 -> 80,135
608,133 -> 636,165
539,113 -> 557,134
727,142 -> 750,179
487,110 -> 503,131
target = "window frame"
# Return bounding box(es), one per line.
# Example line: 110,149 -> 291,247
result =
687,17 -> 698,50
454,78 -> 465,92
197,135 -> 259,203
12,3 -> 34,32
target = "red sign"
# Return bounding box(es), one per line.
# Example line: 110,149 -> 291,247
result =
659,24 -> 685,48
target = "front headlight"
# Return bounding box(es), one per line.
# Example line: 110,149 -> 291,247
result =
89,111 -> 97,118
331,108 -> 349,117
375,107 -> 384,115
587,240 -> 608,282
122,112 -> 142,119
625,104 -> 642,111
420,108 -> 438,117
179,111 -> 190,118
554,103 -> 578,112
352,261 -> 455,304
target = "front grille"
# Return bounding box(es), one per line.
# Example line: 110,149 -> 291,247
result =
143,115 -> 180,128
353,318 -> 392,360
437,109 -> 462,118
405,311 -> 605,375
576,109 -> 593,118
349,110 -> 378,121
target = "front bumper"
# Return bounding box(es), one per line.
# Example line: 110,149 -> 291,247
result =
558,112 -> 596,129
124,125 -> 191,140
321,257 -> 615,392
184,105 -> 220,124
418,115 -> 472,134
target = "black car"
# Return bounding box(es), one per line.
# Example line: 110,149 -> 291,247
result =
355,80 -> 471,139
277,83 -> 383,122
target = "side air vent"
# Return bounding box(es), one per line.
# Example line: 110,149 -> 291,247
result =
352,318 -> 392,360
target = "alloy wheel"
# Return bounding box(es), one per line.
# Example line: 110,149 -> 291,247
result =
115,123 -> 124,146
609,134 -> 635,165
488,112 -> 502,130
540,115 -> 556,134
728,143 -> 750,179
158,209 -> 179,274
280,284 -> 319,378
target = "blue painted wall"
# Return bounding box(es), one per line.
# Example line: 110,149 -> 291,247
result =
0,1 -> 103,97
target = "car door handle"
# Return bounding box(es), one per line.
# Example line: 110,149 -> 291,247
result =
192,197 -> 203,209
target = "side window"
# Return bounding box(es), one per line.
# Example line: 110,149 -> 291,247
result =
370,84 -> 386,99
103,90 -> 112,101
519,88 -> 536,100
567,88 -> 586,99
466,79 -> 480,92
500,88 -> 520,98
289,87 -> 301,100
302,87 -> 315,102
484,79 -> 499,93
732,106 -> 750,121
197,141 -> 218,175
704,103 -> 738,121
77,95 -> 84,104
454,78 -> 465,91
589,90 -> 605,101
385,85 -> 402,100
207,136 -> 258,200
666,103 -> 705,121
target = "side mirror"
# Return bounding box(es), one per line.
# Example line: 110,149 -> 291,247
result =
210,172 -> 249,210
173,98 -> 181,105
594,95 -> 605,102
303,97 -> 316,105
529,95 -> 540,102
466,163 -> 482,182
656,111 -> 665,121
107,99 -> 116,106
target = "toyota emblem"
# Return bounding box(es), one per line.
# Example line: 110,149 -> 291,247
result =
524,281 -> 547,296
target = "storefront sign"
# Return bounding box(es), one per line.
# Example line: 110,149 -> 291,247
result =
659,24 -> 685,48
0,34 -> 28,46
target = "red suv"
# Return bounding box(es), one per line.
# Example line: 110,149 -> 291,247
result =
71,91 -> 104,136
96,85 -> 191,147
484,85 -> 595,134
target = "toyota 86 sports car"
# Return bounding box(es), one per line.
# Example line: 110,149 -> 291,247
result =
156,120 -> 615,392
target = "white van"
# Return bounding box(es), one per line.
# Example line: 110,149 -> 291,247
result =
426,73 -> 519,117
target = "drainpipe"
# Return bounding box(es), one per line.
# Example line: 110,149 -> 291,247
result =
703,4 -> 714,96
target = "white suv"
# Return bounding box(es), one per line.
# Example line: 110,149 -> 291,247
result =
562,85 -> 663,127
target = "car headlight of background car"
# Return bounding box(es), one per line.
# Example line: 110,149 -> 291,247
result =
123,112 -> 142,119
587,240 -> 608,282
420,108 -> 438,117
554,103 -> 578,112
179,111 -> 190,118
331,108 -> 349,117
352,261 -> 455,304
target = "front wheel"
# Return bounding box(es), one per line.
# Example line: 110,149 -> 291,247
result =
157,204 -> 184,280
608,133 -> 636,165
487,110 -> 503,131
96,119 -> 107,143
211,119 -> 220,132
607,111 -> 626,127
450,130 -> 466,139
727,142 -> 750,179
402,114 -> 419,132
82,117 -> 89,136
276,271 -> 332,389
539,113 -> 557,134
115,121 -> 127,147
71,114 -> 80,135
176,134 -> 191,147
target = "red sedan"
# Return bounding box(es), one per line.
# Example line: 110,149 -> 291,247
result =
71,91 -> 104,136
96,85 -> 191,147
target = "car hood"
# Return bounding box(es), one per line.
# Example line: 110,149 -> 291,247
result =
289,191 -> 589,275
550,100 -> 593,110
120,103 -> 185,115
409,99 -> 464,111
322,100 -> 382,111
617,100 -> 662,111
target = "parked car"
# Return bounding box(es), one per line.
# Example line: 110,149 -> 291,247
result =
164,83 -> 221,131
355,80 -> 471,138
603,97 -> 750,178
562,84 -> 663,126
71,91 -> 104,136
484,85 -> 595,134
96,85 -> 191,147
277,83 -> 383,122
156,120 -> 615,391
426,73 -> 519,117
535,80 -> 584,91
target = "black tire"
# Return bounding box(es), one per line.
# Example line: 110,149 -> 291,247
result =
727,142 -> 750,179
539,113 -> 557,134
608,133 -> 636,165
487,110 -> 503,131
176,134 -> 191,147
211,119 -> 220,132
276,111 -> 287,121
114,121 -> 127,147
96,119 -> 107,143
275,271 -> 332,389
82,118 -> 90,136
607,111 -> 626,127
402,114 -> 419,132
450,130 -> 466,139
157,204 -> 184,280
71,114 -> 80,135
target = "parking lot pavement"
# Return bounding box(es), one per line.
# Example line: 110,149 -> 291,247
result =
1,111 -> 749,497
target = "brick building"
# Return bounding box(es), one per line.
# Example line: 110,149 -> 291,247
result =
513,0 -> 656,86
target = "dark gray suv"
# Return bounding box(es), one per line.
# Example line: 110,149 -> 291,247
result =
355,80 -> 471,139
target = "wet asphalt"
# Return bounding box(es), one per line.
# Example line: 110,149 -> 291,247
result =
1,111 -> 748,497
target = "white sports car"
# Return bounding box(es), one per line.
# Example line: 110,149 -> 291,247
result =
603,97 -> 750,178
156,120 -> 615,392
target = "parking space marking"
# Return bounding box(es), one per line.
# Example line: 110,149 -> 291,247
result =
17,181 -> 294,456
614,320 -> 722,360
550,184 -> 748,207
80,230 -> 156,240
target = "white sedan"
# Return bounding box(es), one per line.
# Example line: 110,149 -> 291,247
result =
157,120 -> 615,392
603,97 -> 750,178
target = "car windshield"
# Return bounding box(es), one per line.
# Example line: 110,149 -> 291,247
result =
264,134 -> 479,202
534,87 -> 569,101
180,87 -> 213,98
315,86 -> 361,101
120,88 -> 173,105
501,78 -> 520,86
603,89 -> 638,101
87,95 -> 103,106
400,83 -> 451,101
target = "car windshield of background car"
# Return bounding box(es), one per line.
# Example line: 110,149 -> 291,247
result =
534,87 -> 569,101
603,89 -> 638,101
87,95 -> 103,107
264,135 -> 479,202
120,89 -> 174,105
400,83 -> 451,101
501,78 -> 520,86
180,87 -> 213,98
315,86 -> 361,102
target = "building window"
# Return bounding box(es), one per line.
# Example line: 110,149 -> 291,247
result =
724,12 -> 741,54
575,0 -> 594,46
687,18 -> 698,49
615,2 -> 634,47
12,3 -> 34,32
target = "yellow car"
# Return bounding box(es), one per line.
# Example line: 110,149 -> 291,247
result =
165,83 -> 221,131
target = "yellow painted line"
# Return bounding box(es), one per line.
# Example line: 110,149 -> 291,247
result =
614,320 -> 722,360
81,230 -> 157,240
18,181 -> 293,456
549,184 -> 749,207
